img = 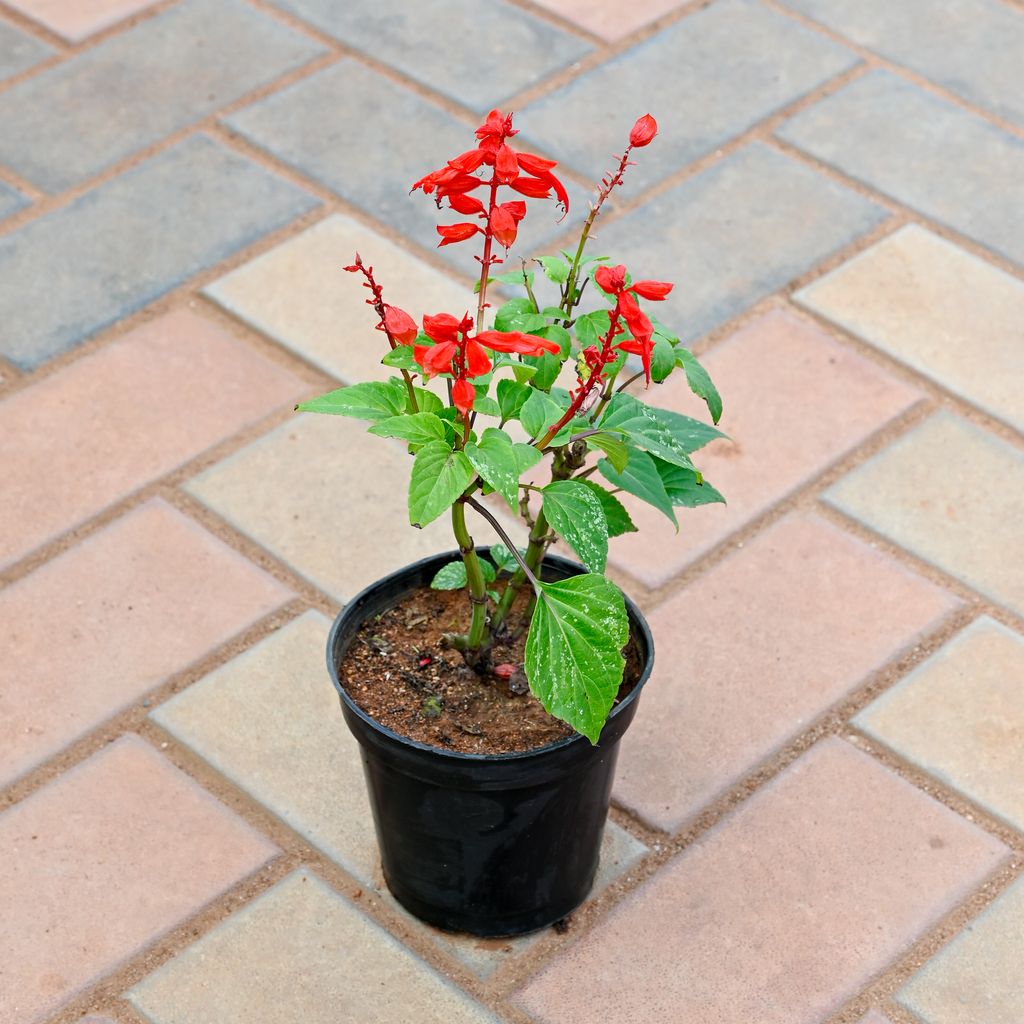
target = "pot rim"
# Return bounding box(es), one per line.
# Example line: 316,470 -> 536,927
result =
327,548 -> 654,764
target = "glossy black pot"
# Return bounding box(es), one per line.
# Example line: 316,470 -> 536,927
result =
327,549 -> 653,937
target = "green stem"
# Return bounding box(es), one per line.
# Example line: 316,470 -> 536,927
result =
451,500 -> 489,654
490,507 -> 549,632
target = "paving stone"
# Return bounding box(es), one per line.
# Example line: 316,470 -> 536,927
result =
0,179 -> 27,221
858,1014 -> 894,1024
529,0 -> 687,41
271,0 -> 588,109
0,308 -> 307,569
0,735 -> 278,1024
0,0 -> 325,193
128,869 -> 500,1024
520,0 -> 857,190
517,737 -> 1009,1024
856,618 -> 1024,832
223,60 -> 588,279
0,500 -> 292,788
186,413 -> 527,604
777,0 -> 1024,129
898,874 -> 1024,1024
776,70 -> 1024,268
204,213 -> 468,384
153,611 -> 379,887
5,0 -> 160,41
0,136 -> 318,369
593,143 -> 888,340
615,513 -> 958,831
796,225 -> 1024,432
0,17 -> 51,80
607,308 -> 921,587
825,411 -> 1024,617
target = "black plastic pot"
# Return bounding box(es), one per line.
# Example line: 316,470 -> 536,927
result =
326,548 -> 653,937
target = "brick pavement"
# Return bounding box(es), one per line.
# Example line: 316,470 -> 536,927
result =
0,1 -> 1021,1022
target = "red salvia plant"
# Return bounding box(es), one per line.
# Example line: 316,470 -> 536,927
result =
298,111 -> 725,742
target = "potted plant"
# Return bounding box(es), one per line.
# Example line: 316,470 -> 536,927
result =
297,110 -> 724,937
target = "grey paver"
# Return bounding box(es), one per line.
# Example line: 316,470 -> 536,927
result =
898,875 -> 1024,1024
0,180 -> 27,222
519,0 -> 858,191
594,142 -> 887,339
0,17 -> 51,82
776,69 -> 1024,267
0,0 -> 325,193
0,134 -> 318,369
272,0 -> 589,109
224,59 -> 588,277
128,870 -> 500,1024
777,0 -> 1024,129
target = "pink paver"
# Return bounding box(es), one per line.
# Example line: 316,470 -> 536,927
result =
529,0 -> 686,41
858,1012 -> 895,1024
0,499 -> 293,787
614,513 -> 959,831
607,307 -> 921,588
0,308 -> 306,571
517,738 -> 1009,1024
4,0 -> 161,42
0,734 -> 277,1024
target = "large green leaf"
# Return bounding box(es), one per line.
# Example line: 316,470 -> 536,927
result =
381,346 -> 417,370
598,448 -> 678,528
578,481 -> 637,537
368,412 -> 447,446
536,255 -> 570,284
465,428 -> 523,511
648,405 -> 727,453
410,387 -> 444,415
497,378 -> 531,423
584,431 -> 629,473
487,543 -> 525,574
525,574 -> 629,744
520,389 -> 565,440
296,378 -> 407,422
649,333 -> 677,383
541,480 -> 608,574
430,558 -> 496,590
675,348 -> 723,423
520,351 -> 561,391
653,457 -> 727,508
408,442 -> 474,528
598,393 -> 696,471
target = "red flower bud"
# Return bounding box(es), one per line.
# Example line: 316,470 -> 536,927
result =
447,193 -> 485,215
629,113 -> 657,148
490,206 -> 518,248
494,144 -> 519,184
500,200 -> 527,223
452,378 -> 476,414
516,152 -> 558,175
382,305 -> 418,345
508,176 -> 552,199
436,222 -> 480,247
629,279 -> 673,300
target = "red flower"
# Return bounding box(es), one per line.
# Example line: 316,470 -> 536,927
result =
452,378 -> 476,415
629,113 -> 658,148
382,305 -> 418,345
436,222 -> 480,247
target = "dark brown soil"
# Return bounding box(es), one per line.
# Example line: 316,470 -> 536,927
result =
337,584 -> 642,754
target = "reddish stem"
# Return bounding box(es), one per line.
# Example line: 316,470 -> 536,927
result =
475,173 -> 501,334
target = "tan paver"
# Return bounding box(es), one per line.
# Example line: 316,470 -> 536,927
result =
825,411 -> 1024,616
898,875 -> 1024,1024
4,0 -> 160,41
128,869 -> 500,1024
614,513 -> 959,831
529,0 -> 686,40
185,413 -> 527,604
0,735 -> 277,1024
856,617 -> 1024,831
0,308 -> 306,571
517,737 -> 1009,1024
204,212 -> 470,385
0,499 -> 292,788
797,225 -> 1024,432
858,1013 -> 894,1024
607,308 -> 921,588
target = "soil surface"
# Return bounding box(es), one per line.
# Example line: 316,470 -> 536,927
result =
337,584 -> 641,754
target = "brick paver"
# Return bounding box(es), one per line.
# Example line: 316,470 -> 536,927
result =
0,178 -> 26,221
0,0 -> 325,193
0,499 -> 292,787
530,0 -> 687,41
858,1013 -> 894,1024
608,308 -> 920,586
777,69 -> 1024,267
825,411 -> 1024,616
898,875 -> 1024,1024
0,308 -> 307,568
797,224 -> 1024,431
0,735 -> 277,1024
518,738 -> 1009,1024
5,0 -> 161,42
856,617 -> 1024,832
0,136 -> 318,368
0,17 -> 51,80
128,870 -> 500,1024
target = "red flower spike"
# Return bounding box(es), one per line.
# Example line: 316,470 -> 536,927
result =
382,305 -> 418,345
448,193 -> 486,215
452,378 -> 476,415
630,279 -> 673,300
436,222 -> 480,247
490,206 -> 518,248
629,113 -> 658,148
494,144 -> 519,184
476,108 -> 517,142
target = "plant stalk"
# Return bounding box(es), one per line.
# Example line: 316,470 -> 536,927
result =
451,500 -> 490,655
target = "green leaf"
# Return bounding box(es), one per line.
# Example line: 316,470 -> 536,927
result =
653,458 -> 727,508
598,448 -> 678,528
675,348 -> 723,423
487,543 -> 523,574
381,346 -> 417,370
536,255 -> 570,284
520,389 -> 565,440
584,431 -> 629,473
647,405 -> 727,453
535,323 -> 572,358
541,305 -> 568,320
296,379 -> 406,422
479,268 -> 535,292
525,574 -> 629,744
575,309 -> 611,349
472,395 -> 501,417
510,362 -> 539,385
541,480 -> 608,574
497,379 -> 531,422
494,298 -> 546,333
430,558 -> 495,589
408,442 -> 474,527
578,480 -> 637,537
599,393 -> 696,471
368,412 -> 447,446
410,387 -> 444,415
649,333 -> 676,383
514,442 -> 542,475
520,351 -> 561,391
465,428 -> 523,512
